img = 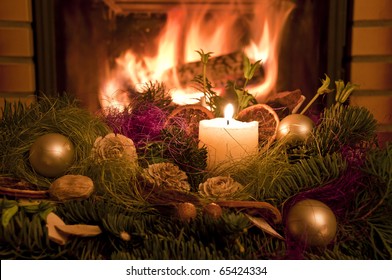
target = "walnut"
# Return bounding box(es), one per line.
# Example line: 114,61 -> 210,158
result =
91,133 -> 137,164
142,162 -> 190,192
49,175 -> 94,201
198,176 -> 243,199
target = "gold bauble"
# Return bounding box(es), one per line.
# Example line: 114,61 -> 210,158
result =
29,133 -> 75,178
286,199 -> 337,247
276,114 -> 314,144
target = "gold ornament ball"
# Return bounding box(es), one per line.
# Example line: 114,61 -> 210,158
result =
29,133 -> 75,178
286,199 -> 337,247
276,114 -> 314,143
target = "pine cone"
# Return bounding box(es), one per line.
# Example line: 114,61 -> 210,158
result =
198,176 -> 243,199
142,162 -> 190,192
91,133 -> 137,164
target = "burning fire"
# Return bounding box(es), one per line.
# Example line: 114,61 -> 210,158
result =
100,0 -> 294,110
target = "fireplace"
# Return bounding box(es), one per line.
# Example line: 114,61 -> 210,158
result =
33,0 -> 350,113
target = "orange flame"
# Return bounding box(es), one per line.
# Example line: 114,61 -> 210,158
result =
100,0 -> 295,110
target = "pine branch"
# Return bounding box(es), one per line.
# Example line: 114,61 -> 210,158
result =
304,249 -> 357,260
0,208 -> 67,259
312,104 -> 378,155
135,81 -> 173,109
192,74 -> 225,116
0,95 -> 111,186
260,153 -> 346,205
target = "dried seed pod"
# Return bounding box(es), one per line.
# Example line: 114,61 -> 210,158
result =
203,203 -> 223,219
120,231 -> 131,241
176,202 -> 197,222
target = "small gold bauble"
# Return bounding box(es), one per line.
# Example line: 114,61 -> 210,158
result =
29,133 -> 75,178
276,114 -> 314,144
286,199 -> 337,247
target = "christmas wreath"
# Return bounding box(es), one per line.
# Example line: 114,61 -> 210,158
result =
0,53 -> 390,260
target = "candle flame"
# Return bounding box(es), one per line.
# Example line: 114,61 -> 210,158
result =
224,104 -> 234,120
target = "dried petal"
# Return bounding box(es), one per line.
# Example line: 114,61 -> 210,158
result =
55,224 -> 102,237
91,133 -> 137,164
46,212 -> 69,245
199,176 -> 243,199
246,214 -> 284,240
142,162 -> 190,192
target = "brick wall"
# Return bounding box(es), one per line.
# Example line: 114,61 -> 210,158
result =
349,0 -> 392,145
0,0 -> 36,114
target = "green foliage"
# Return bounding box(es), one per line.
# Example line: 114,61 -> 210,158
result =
304,248 -> 357,260
0,78 -> 391,260
135,81 -> 173,109
49,199 -> 257,260
139,127 -> 208,191
226,80 -> 257,115
162,128 -> 208,191
0,199 -> 65,259
1,199 -> 18,227
112,235 -> 226,260
300,74 -> 333,114
311,104 -> 378,155
263,153 -> 346,203
192,74 -> 225,117
193,50 -> 261,116
193,49 -> 225,116
75,158 -> 146,211
353,144 -> 392,259
218,148 -> 346,206
243,55 -> 261,82
363,143 -> 392,185
236,56 -> 261,112
225,55 -> 260,114
0,96 -> 111,186
335,79 -> 359,104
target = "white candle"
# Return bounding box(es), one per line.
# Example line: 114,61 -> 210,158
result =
199,104 -> 259,169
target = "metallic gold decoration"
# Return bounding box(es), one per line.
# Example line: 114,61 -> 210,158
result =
29,133 -> 75,178
276,114 -> 314,144
286,199 -> 337,247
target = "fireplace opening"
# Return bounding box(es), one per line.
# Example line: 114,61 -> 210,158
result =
33,0 -> 350,114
